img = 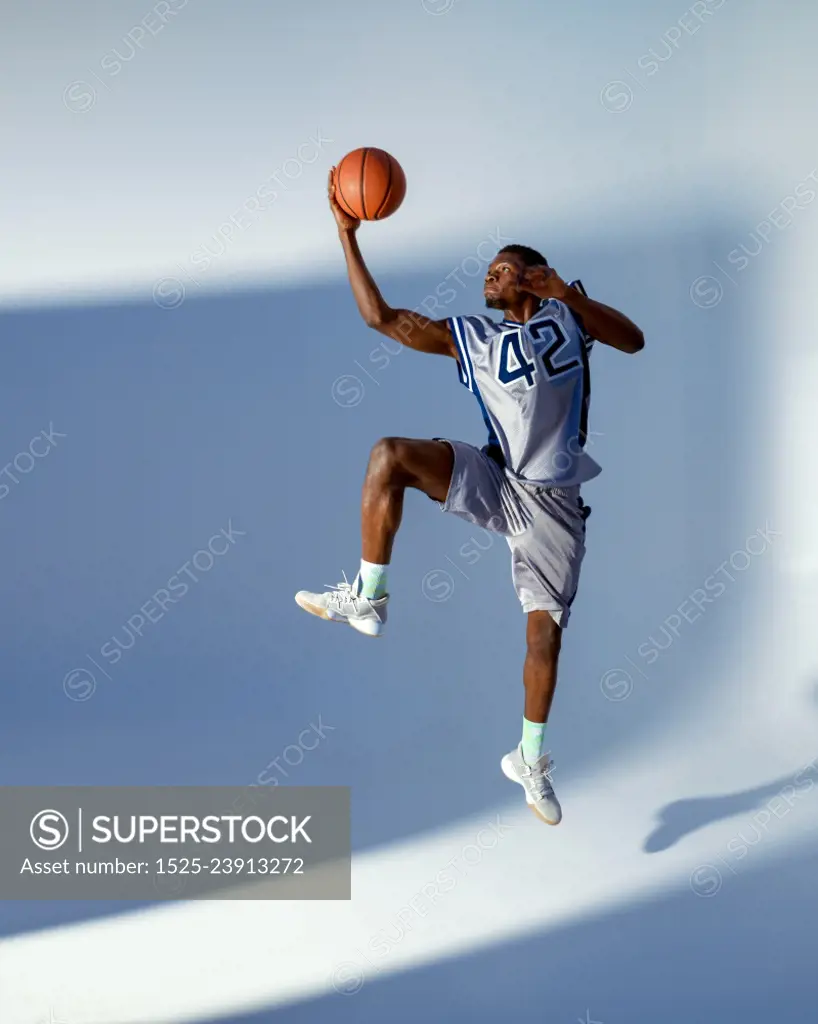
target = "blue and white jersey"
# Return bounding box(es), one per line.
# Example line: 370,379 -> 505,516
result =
447,284 -> 600,487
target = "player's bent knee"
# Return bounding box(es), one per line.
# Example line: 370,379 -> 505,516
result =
368,436 -> 412,480
367,437 -> 452,500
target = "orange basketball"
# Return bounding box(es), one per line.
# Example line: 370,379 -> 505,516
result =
333,148 -> 406,221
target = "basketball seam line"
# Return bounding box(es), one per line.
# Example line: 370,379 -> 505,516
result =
360,147 -> 369,220
375,153 -> 393,220
335,169 -> 354,220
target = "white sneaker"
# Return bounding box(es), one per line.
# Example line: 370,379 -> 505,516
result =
295,573 -> 388,638
501,743 -> 562,825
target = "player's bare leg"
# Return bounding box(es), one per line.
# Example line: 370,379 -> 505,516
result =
361,437 -> 453,563
502,611 -> 564,824
523,611 -> 562,723
295,437 -> 453,636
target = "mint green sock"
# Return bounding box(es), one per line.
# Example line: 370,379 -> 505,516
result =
521,718 -> 546,765
357,559 -> 389,600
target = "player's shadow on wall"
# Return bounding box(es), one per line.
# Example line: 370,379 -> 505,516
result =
0,217 -> 753,936
643,760 -> 818,853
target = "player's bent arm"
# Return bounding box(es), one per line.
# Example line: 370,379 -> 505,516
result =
561,287 -> 645,354
338,229 -> 456,358
369,307 -> 456,357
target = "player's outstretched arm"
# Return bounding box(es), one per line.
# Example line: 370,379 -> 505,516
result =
523,266 -> 645,354
328,169 -> 455,358
339,228 -> 455,355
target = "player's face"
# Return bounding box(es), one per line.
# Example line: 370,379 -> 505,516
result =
484,253 -> 527,309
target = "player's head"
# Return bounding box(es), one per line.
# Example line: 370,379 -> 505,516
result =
484,244 -> 548,310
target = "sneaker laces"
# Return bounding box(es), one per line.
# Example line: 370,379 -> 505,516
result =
521,756 -> 556,798
323,572 -> 362,611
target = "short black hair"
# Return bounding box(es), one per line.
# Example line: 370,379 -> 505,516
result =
498,244 -> 548,267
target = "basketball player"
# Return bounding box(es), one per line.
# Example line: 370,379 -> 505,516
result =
296,170 -> 644,825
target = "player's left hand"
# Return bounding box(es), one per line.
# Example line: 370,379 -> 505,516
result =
521,265 -> 569,301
